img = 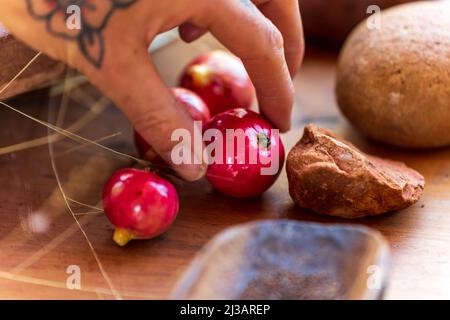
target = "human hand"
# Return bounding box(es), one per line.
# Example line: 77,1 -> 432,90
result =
0,0 -> 304,181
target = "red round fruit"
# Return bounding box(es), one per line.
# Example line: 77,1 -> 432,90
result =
179,50 -> 256,116
172,87 -> 211,124
103,168 -> 179,246
204,108 -> 285,198
135,87 -> 210,159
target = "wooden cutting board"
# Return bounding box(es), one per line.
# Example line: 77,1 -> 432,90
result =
0,35 -> 449,300
0,24 -> 66,100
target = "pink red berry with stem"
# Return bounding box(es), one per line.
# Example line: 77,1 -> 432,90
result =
204,108 -> 285,198
103,168 -> 179,246
180,50 -> 256,116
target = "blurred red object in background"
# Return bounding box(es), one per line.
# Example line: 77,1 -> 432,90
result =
299,0 -> 432,47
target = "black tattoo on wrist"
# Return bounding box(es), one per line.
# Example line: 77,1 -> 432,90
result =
25,0 -> 138,68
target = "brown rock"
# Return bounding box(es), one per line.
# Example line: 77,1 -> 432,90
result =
0,23 -> 66,100
286,125 -> 425,218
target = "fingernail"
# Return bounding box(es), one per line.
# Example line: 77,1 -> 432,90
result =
177,162 -> 207,181
161,150 -> 206,182
181,25 -> 206,42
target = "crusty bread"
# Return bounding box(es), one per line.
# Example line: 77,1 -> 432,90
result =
336,1 -> 450,148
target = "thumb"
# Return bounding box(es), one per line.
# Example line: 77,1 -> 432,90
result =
88,49 -> 207,181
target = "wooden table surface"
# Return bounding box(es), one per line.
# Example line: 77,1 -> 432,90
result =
0,36 -> 449,300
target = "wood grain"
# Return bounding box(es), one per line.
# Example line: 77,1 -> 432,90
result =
0,24 -> 66,100
0,36 -> 449,299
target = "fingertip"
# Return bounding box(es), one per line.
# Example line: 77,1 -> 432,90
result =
280,121 -> 291,133
161,148 -> 207,181
263,91 -> 294,133
178,163 -> 208,182
157,117 -> 208,182
179,23 -> 207,43
286,39 -> 305,78
272,115 -> 292,133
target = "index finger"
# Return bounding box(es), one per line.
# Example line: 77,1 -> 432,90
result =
256,0 -> 304,77
199,0 -> 294,132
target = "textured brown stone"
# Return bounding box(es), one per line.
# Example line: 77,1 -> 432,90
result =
286,125 -> 425,218
0,23 -> 66,100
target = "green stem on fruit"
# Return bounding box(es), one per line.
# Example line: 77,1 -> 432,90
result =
257,132 -> 271,149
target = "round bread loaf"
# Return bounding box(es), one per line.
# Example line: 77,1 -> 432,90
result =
299,0 -> 426,46
336,1 -> 450,148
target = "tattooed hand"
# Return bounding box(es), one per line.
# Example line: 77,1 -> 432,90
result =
0,0 -> 304,181
25,0 -> 137,68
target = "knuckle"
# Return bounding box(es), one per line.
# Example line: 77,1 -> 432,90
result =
240,25 -> 284,65
132,108 -> 173,142
266,26 -> 284,54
